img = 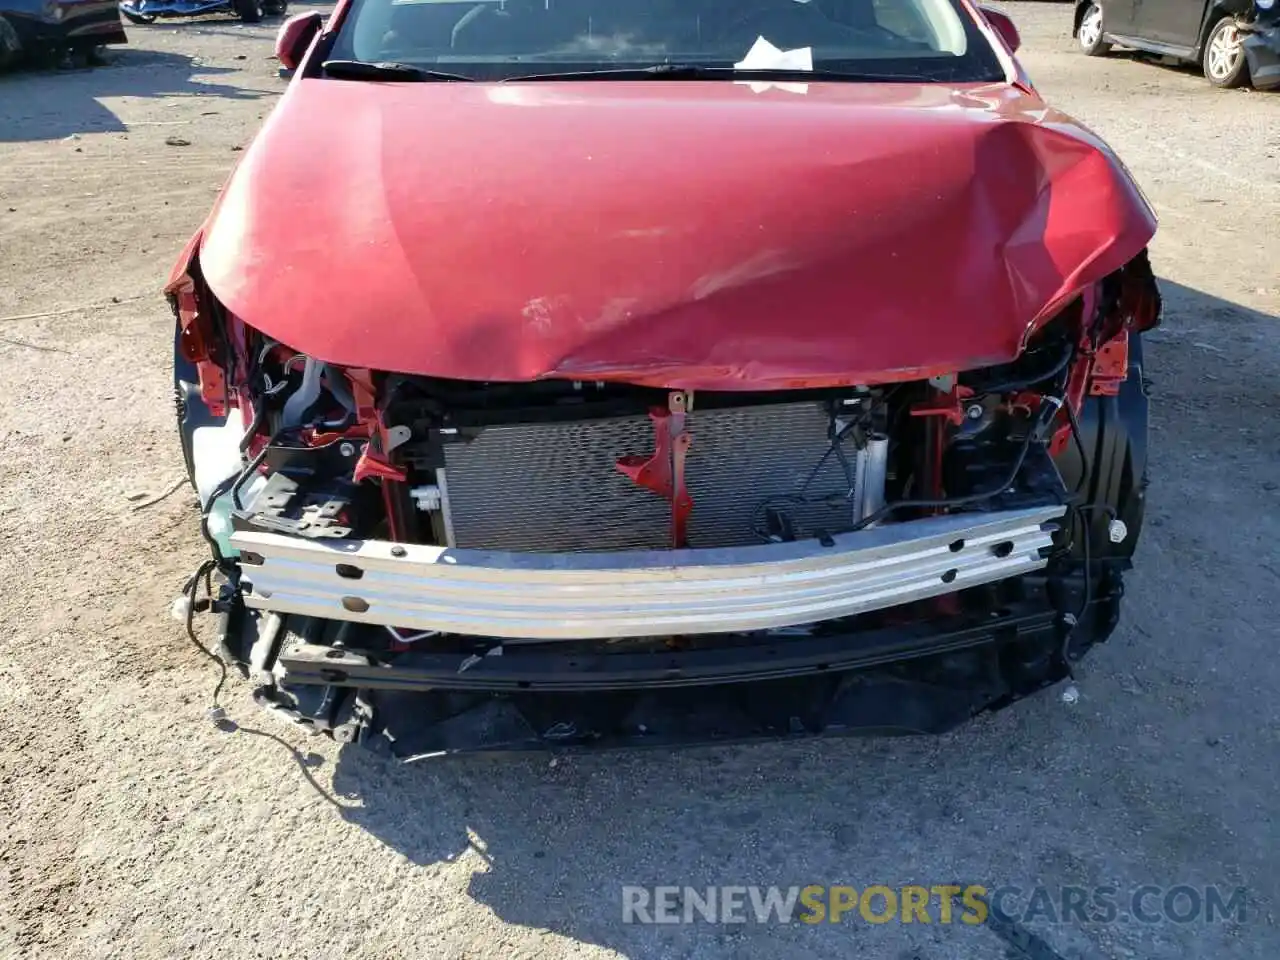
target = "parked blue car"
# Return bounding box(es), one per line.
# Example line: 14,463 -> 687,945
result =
119,0 -> 286,25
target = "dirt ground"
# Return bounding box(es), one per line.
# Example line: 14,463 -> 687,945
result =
1,6 -> 1278,959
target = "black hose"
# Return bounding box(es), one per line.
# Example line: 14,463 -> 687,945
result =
238,399 -> 265,453
183,558 -> 228,707
231,425 -> 301,511
199,419 -> 284,566
751,419 -> 863,541
847,406 -> 1049,532
199,473 -> 239,569
849,363 -> 1077,532
1056,503 -> 1117,671
1065,395 -> 1088,497
848,439 -> 1031,530
966,340 -> 1074,395
231,442 -> 272,511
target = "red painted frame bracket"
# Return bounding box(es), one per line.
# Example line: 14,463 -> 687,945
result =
616,391 -> 694,548
909,383 -> 975,427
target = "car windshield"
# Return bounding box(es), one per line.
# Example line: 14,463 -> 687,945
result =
328,0 -> 1006,83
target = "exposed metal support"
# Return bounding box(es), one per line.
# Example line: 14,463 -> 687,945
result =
853,433 -> 889,523
232,505 -> 1064,641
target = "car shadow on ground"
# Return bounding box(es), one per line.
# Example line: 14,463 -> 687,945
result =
297,278 -> 1280,958
1111,50 -> 1280,93
0,47 -> 265,142
324,730 -> 1034,956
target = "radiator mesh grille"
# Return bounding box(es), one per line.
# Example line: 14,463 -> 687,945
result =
440,402 -> 861,552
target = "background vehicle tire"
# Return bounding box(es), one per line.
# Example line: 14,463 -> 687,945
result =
234,0 -> 264,23
1203,17 -> 1250,88
1077,3 -> 1112,56
262,0 -> 289,15
0,15 -> 22,70
120,9 -> 157,24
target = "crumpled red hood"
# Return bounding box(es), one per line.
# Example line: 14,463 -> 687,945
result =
197,78 -> 1155,389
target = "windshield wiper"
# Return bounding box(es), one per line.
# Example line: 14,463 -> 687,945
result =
322,59 -> 475,82
502,64 -> 926,83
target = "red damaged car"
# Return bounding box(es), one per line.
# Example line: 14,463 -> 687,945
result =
170,0 -> 1160,754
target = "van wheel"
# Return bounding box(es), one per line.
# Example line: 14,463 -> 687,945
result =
1203,18 -> 1249,88
1078,3 -> 1111,56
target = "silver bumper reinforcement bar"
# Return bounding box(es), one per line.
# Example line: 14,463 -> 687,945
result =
231,505 -> 1065,641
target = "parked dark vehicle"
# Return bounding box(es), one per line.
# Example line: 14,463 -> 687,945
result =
119,0 -> 286,26
0,0 -> 126,68
1074,0 -> 1280,88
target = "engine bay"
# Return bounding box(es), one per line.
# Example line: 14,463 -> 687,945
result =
199,318 -> 1088,561
168,250 -> 1161,748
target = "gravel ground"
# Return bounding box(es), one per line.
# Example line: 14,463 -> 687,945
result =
1,6 -> 1278,959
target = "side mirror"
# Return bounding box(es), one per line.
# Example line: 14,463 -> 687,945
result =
979,7 -> 1021,54
275,11 -> 323,74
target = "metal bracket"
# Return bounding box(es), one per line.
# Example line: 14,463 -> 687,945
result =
1088,330 -> 1129,397
910,384 -> 976,426
353,424 -> 409,483
615,390 -> 694,547
235,473 -> 353,539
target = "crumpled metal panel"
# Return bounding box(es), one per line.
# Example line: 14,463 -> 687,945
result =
231,505 -> 1064,640
441,402 -> 857,552
194,80 -> 1156,389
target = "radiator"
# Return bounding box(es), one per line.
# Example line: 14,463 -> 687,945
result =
438,402 -> 868,553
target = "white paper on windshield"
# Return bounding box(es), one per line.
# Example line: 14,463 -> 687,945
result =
734,36 -> 814,72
